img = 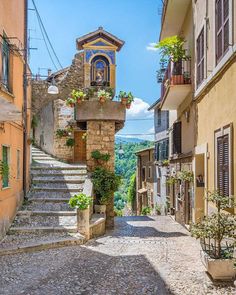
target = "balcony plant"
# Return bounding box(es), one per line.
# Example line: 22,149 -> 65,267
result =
66,97 -> 76,107
126,92 -> 134,109
190,191 -> 236,281
97,89 -> 111,103
119,91 -> 128,105
71,89 -> 86,104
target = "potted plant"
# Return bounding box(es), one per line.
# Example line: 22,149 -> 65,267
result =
191,191 -> 236,281
141,206 -> 151,216
91,166 -> 121,214
65,138 -> 75,148
69,193 -> 92,239
66,97 -> 76,107
119,91 -> 128,105
97,89 -> 111,103
91,150 -> 111,165
71,89 -> 86,104
126,92 -> 134,109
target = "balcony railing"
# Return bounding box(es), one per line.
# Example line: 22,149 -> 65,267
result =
160,59 -> 191,100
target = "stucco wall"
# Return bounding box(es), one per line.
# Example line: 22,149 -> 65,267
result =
196,61 -> 236,213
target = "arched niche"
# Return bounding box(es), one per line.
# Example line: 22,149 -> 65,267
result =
90,55 -> 110,87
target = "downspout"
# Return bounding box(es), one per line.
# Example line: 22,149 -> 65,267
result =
23,0 -> 28,198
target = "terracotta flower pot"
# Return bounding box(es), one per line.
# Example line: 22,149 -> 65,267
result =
121,97 -> 128,105
77,98 -> 82,104
126,103 -> 131,109
99,97 -> 106,103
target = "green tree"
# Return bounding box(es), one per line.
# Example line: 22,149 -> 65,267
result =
127,173 -> 136,204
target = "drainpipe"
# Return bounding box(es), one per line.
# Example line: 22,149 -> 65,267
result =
23,0 -> 28,198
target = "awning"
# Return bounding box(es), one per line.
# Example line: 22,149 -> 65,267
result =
0,97 -> 22,122
138,188 -> 147,194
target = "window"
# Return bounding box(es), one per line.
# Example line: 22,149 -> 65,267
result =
215,125 -> 232,198
2,146 -> 10,188
215,0 -> 229,64
148,166 -> 152,179
142,167 -> 146,181
197,28 -> 204,86
17,150 -> 20,179
157,109 -> 162,126
172,121 -> 182,154
155,139 -> 169,161
2,37 -> 10,89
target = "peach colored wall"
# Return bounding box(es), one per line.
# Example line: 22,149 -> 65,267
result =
0,0 -> 31,239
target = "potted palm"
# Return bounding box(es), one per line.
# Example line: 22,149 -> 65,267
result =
191,191 -> 236,281
126,92 -> 134,109
97,89 -> 111,103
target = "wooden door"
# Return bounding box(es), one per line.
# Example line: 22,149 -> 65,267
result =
74,131 -> 86,163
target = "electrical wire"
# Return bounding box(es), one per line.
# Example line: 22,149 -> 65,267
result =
31,0 -> 63,70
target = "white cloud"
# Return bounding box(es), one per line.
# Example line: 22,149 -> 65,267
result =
146,42 -> 158,51
126,97 -> 153,119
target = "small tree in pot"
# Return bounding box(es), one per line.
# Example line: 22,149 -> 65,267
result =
191,191 -> 236,281
91,167 -> 121,214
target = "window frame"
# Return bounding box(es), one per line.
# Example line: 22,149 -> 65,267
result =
214,124 -> 233,200
2,36 -> 10,89
196,27 -> 205,86
1,145 -> 10,189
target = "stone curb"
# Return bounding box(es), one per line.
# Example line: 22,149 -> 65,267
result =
9,226 -> 78,234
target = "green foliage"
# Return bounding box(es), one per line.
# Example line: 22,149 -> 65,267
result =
162,159 -> 169,166
0,160 -> 9,179
127,92 -> 134,104
31,115 -> 39,129
66,97 -> 76,107
91,167 -> 122,205
155,35 -> 189,63
127,173 -> 136,203
71,89 -> 86,101
66,138 -> 75,147
56,129 -> 69,138
177,170 -> 194,182
166,176 -> 177,185
114,208 -> 123,217
191,191 -> 236,259
118,91 -> 134,103
114,141 -> 153,211
68,193 -> 92,210
91,150 -> 111,162
141,206 -> 151,215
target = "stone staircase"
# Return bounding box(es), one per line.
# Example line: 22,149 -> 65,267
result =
0,147 -> 88,254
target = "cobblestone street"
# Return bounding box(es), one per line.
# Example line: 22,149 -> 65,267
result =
0,216 -> 235,295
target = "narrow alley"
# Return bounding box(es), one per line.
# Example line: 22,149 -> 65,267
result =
0,216 -> 234,295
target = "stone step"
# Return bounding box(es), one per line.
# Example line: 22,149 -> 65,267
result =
30,197 -> 72,203
13,215 -> 77,228
32,176 -> 86,184
33,183 -> 83,192
0,233 -> 85,256
31,170 -> 87,176
32,156 -> 56,160
31,165 -> 86,170
8,226 -> 78,234
22,201 -> 74,211
17,211 -> 76,217
28,191 -> 78,199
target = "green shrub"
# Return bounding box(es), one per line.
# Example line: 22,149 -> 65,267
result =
68,193 -> 92,210
66,138 -> 75,147
141,206 -> 151,216
114,208 -> 123,217
127,173 -> 136,203
91,150 -> 111,162
91,167 -> 121,205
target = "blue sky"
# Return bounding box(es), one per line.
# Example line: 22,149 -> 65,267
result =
29,0 -> 162,140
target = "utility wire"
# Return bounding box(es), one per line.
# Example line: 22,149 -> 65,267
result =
126,118 -> 153,121
31,0 -> 63,70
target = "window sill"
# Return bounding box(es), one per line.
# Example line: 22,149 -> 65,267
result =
1,186 -> 11,191
0,83 -> 15,100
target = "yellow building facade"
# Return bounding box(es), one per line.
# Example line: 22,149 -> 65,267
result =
0,0 -> 31,239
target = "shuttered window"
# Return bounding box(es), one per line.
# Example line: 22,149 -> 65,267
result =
215,0 -> 229,64
2,146 -> 10,188
197,28 -> 204,86
155,139 -> 169,161
173,122 -> 181,154
217,134 -> 229,196
2,37 -> 10,88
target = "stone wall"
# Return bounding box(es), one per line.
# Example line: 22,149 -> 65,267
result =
86,120 -> 115,228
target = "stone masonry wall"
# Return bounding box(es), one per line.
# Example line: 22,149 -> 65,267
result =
86,121 -> 115,228
53,99 -> 74,162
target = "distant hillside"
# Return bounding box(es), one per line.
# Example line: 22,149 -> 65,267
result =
115,136 -> 149,144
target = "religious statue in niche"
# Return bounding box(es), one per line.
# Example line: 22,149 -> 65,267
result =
196,174 -> 204,187
95,60 -> 105,85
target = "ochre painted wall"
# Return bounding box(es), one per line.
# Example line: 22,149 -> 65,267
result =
0,0 -> 31,238
196,61 -> 236,214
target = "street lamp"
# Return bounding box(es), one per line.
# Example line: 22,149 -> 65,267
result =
118,143 -> 124,158
47,76 -> 59,94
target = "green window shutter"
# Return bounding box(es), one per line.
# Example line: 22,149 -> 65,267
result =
2,146 -> 9,188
